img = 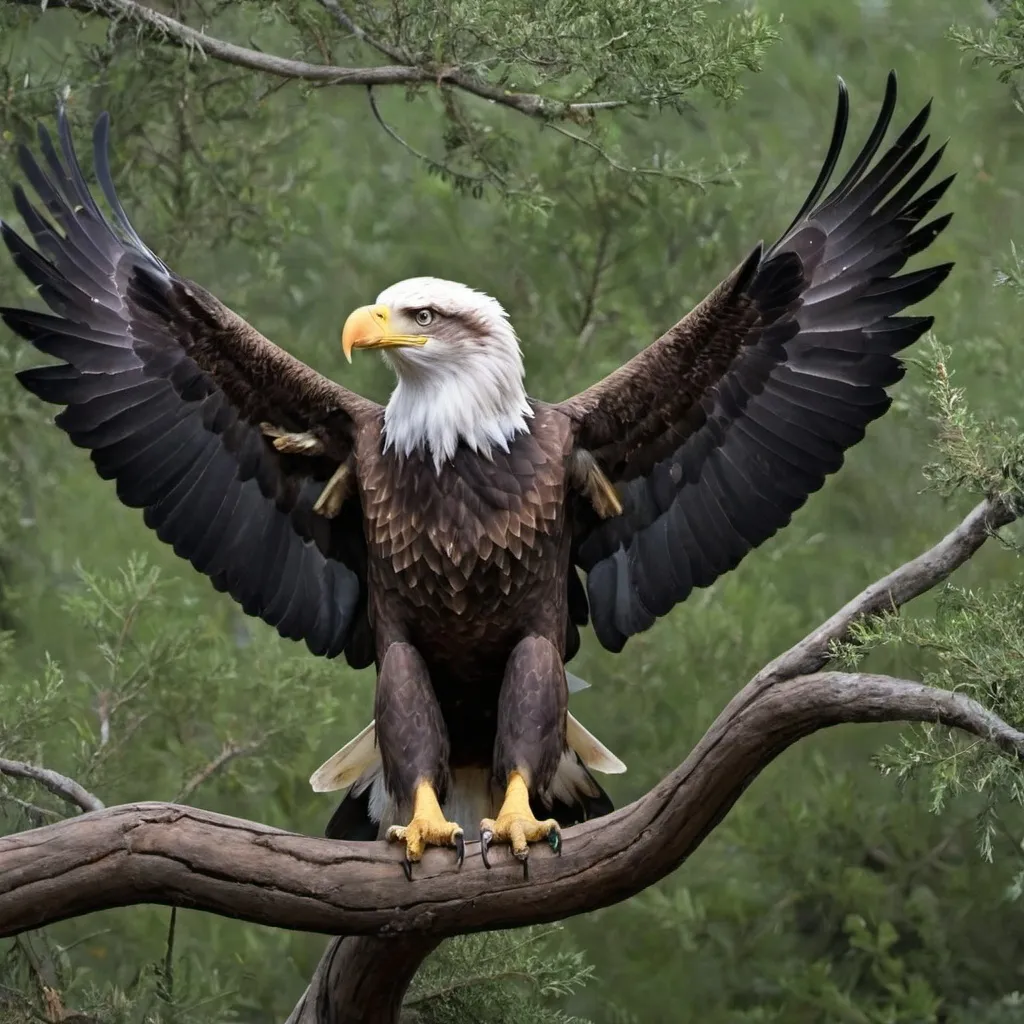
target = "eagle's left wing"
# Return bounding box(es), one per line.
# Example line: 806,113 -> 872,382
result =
1,109 -> 379,662
558,72 -> 953,652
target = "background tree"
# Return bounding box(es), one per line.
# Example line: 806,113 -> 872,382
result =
3,1 -> 1024,1022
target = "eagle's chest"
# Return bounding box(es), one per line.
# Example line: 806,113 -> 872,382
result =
357,411 -> 572,617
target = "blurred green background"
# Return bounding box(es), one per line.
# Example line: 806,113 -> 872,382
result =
3,0 -> 1024,1021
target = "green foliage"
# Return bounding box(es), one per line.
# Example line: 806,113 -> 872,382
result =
345,0 -> 773,103
951,0 -> 1024,89
407,926 -> 596,1024
5,0 -> 1024,1022
0,0 -> 777,211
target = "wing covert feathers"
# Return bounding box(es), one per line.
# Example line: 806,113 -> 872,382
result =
564,71 -> 954,652
1,108 -> 376,659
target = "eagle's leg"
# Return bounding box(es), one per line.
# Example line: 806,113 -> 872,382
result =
375,642 -> 464,879
481,636 -> 566,877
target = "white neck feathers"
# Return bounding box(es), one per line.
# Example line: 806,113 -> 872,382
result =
383,348 -> 532,471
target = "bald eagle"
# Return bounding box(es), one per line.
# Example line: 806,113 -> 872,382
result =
1,72 -> 952,875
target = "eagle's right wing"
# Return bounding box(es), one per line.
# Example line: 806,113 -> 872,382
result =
559,72 -> 954,652
1,109 -> 379,661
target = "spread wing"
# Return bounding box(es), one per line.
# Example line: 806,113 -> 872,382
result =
559,71 -> 954,652
1,109 -> 379,662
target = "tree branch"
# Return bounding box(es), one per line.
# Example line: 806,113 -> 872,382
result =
0,670 -> 1020,946
0,759 -> 104,814
285,936 -> 442,1024
0,494 -> 1020,1024
13,0 -> 628,120
314,0 -> 409,64
755,494 -> 1016,687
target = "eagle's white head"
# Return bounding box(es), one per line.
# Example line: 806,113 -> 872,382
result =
341,277 -> 532,471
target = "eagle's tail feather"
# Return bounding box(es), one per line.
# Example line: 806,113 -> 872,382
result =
323,778 -> 379,841
539,749 -> 615,831
321,713 -> 624,842
309,719 -> 377,794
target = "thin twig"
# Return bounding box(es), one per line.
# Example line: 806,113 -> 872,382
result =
95,691 -> 110,747
365,87 -> 489,186
0,795 -> 61,827
576,221 -> 613,341
157,908 -> 176,1004
0,759 -> 104,814
544,121 -> 706,186
174,739 -> 266,803
316,0 -> 408,64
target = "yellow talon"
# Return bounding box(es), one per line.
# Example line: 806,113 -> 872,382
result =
386,780 -> 464,879
479,770 -> 561,875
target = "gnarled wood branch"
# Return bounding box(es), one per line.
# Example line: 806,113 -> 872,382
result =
0,492 -> 1019,1024
1,672 -> 1022,1021
3,671 -> 1022,944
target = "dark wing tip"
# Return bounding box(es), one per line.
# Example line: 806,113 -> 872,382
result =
88,108 -> 162,264
729,242 -> 764,297
776,75 -> 852,243
0,220 -> 20,253
34,119 -> 53,152
92,110 -> 112,170
927,261 -> 955,293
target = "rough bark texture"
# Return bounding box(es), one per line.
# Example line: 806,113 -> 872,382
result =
0,496 -> 1019,1024
3,670 -> 1023,944
285,937 -> 442,1024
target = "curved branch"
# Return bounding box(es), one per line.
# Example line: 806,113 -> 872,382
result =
0,671 -> 1020,943
1,492 -> 1021,1024
756,495 -> 1016,687
12,0 -> 626,120
0,759 -> 104,814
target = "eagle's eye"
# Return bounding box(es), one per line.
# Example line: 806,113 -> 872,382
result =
414,309 -> 434,327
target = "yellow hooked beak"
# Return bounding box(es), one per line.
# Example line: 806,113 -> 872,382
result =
341,304 -> 429,363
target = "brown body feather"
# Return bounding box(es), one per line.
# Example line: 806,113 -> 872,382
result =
358,405 -> 574,780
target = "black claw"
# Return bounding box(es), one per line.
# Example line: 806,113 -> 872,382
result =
402,857 -> 413,882
548,830 -> 562,856
480,829 -> 493,869
454,832 -> 465,869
